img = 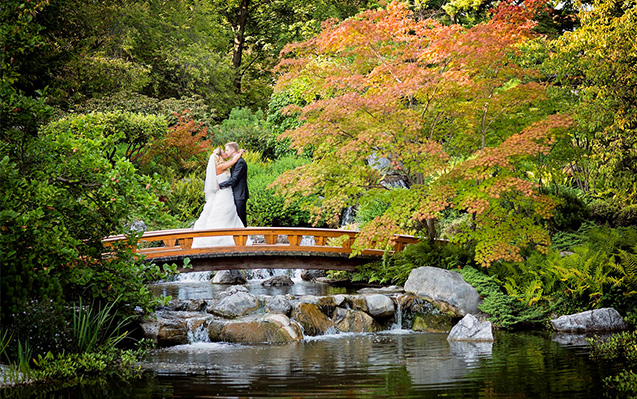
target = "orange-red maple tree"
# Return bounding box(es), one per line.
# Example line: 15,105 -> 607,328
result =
272,1 -> 572,266
141,111 -> 211,174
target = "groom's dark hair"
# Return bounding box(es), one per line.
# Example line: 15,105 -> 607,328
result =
225,142 -> 239,152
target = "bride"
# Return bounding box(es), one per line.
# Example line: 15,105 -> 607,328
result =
192,148 -> 246,248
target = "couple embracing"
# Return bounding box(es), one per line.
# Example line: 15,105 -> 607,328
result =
192,142 -> 249,248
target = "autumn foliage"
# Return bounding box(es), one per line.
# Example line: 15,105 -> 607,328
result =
141,111 -> 211,174
272,1 -> 573,266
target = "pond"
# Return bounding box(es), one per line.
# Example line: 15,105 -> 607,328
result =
1,271 -> 619,398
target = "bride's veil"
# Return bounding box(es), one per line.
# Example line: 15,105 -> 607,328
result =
203,152 -> 219,201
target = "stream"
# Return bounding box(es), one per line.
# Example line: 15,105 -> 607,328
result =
2,271 -> 620,398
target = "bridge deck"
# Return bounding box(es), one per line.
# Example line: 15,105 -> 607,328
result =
103,227 -> 421,272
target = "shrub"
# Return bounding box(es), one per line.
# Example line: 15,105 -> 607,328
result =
44,111 -> 168,165
546,186 -> 590,232
616,204 -> 637,227
494,225 -> 637,314
589,199 -> 620,225
163,172 -> 205,227
247,155 -> 314,227
213,107 -> 281,160
140,111 -> 211,175
550,221 -> 593,251
1,117 -> 173,325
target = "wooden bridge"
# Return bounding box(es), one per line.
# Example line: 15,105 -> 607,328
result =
103,227 -> 421,272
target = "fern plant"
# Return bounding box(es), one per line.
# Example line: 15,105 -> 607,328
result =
491,250 -> 562,306
553,246 -> 615,307
612,246 -> 637,294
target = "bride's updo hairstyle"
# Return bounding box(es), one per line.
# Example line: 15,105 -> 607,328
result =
212,148 -> 224,165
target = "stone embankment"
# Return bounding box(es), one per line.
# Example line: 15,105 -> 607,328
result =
140,285 -> 461,345
140,266 -> 629,346
140,266 -> 487,345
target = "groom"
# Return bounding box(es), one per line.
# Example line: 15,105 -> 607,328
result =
219,142 -> 249,226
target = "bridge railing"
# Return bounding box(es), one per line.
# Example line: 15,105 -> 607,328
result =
102,227 -> 421,260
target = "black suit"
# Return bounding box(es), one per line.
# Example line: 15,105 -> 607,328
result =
219,158 -> 249,226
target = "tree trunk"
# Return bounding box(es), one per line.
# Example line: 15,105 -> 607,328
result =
426,218 -> 437,240
232,0 -> 250,93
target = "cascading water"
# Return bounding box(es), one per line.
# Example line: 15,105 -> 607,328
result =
390,296 -> 404,330
187,317 -> 211,343
173,271 -> 212,282
340,207 -> 356,227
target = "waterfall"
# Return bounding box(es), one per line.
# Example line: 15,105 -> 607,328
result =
187,318 -> 211,343
340,207 -> 356,227
174,271 -> 212,282
244,237 -> 313,281
390,296 -> 404,330
300,235 -> 315,246
245,268 -> 300,280
368,153 -> 409,190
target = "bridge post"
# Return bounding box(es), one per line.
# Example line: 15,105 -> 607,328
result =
233,234 -> 248,246
264,233 -> 278,245
181,237 -> 193,249
314,235 -> 326,246
288,235 -> 301,246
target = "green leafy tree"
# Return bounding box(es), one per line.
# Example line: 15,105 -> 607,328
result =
0,117 -> 172,325
547,0 -> 637,203
210,0 -> 376,108
1,0 -> 52,170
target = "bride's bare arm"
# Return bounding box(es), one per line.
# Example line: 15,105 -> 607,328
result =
215,150 -> 244,174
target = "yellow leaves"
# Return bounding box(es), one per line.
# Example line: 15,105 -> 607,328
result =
269,0 -> 576,268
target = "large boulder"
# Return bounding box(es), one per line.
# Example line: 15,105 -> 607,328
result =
208,314 -> 302,344
404,266 -> 481,317
300,269 -> 327,281
365,294 -> 395,318
344,295 -> 368,313
294,295 -> 340,315
332,308 -> 381,333
262,275 -> 294,287
550,308 -> 628,332
412,313 -> 454,333
140,312 -> 189,346
207,286 -> 259,318
358,286 -> 404,294
290,303 -> 336,336
397,294 -> 455,332
264,295 -> 292,314
166,299 -> 207,312
212,270 -> 246,284
447,314 -> 493,342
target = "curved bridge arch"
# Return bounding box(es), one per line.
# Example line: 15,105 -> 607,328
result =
103,227 -> 421,272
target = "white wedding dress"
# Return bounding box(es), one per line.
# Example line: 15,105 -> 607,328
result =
192,155 -> 247,248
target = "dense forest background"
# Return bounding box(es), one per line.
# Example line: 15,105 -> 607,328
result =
2,0 -> 637,388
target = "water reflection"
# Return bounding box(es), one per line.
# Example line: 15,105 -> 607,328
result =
128,331 -> 608,399
3,330 -> 615,399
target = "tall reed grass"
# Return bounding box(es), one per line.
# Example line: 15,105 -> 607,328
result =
73,298 -> 132,353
